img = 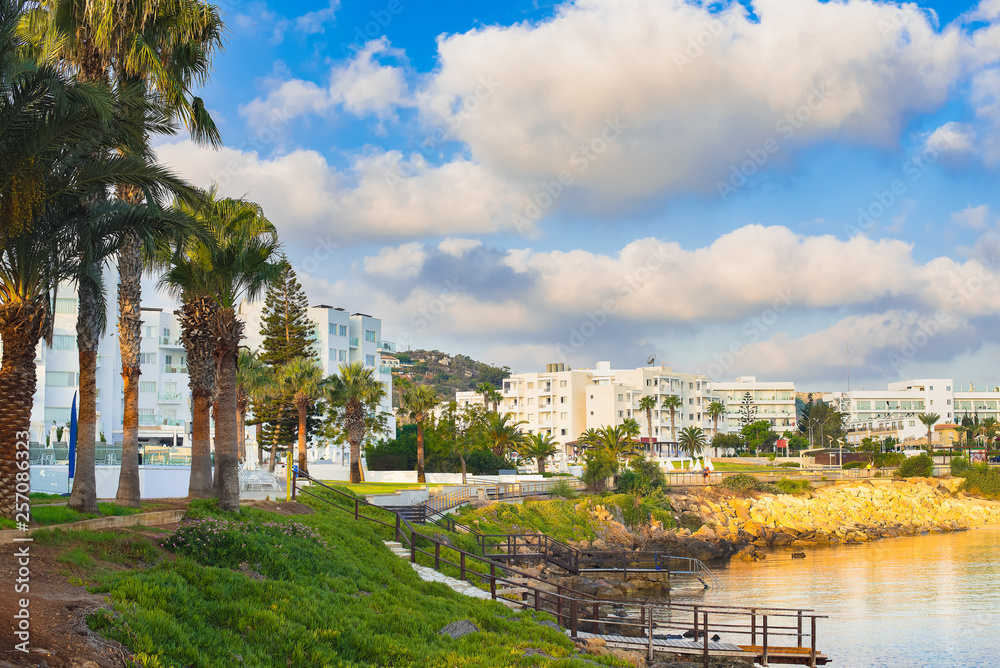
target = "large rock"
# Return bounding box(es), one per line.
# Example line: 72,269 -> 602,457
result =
438,620 -> 481,639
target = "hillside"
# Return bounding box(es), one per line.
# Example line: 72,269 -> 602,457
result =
392,348 -> 510,405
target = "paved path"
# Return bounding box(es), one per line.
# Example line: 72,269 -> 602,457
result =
382,541 -> 516,605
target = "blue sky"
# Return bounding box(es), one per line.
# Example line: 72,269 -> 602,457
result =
154,0 -> 1000,391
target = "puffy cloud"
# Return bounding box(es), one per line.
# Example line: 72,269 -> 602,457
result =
925,121 -> 976,155
951,204 -> 991,230
363,242 -> 426,278
153,141 -> 525,241
418,0 -> 985,202
239,38 -> 407,129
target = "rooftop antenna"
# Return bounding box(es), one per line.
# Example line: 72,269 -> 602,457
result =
647,354 -> 656,365
846,343 -> 850,392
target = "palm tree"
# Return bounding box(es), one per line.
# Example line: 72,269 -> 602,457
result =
518,433 -> 559,474
279,357 -> 326,476
580,425 -> 640,460
622,417 -> 641,440
487,388 -> 503,413
918,412 -> 940,455
326,361 -> 388,483
977,417 -> 998,462
401,385 -> 439,483
678,426 -> 707,458
236,350 -> 271,466
637,395 -> 657,453
24,0 -> 225,508
1,1 -> 193,518
476,381 -> 495,411
661,395 -> 683,454
483,412 -> 527,460
707,401 -> 727,441
159,192 -> 281,511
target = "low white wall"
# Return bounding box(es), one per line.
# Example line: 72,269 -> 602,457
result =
31,465 -> 193,498
365,470 -> 418,483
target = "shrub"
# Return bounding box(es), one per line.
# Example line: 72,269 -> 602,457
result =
775,478 -> 811,494
950,456 -> 970,476
617,458 -> 667,494
549,479 -> 577,500
875,452 -> 906,468
896,453 -> 934,478
778,462 -> 800,468
842,461 -> 867,470
583,449 -> 618,493
959,464 -> 1000,499
720,473 -> 762,493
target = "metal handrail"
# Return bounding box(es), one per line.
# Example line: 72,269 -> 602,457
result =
291,471 -> 826,666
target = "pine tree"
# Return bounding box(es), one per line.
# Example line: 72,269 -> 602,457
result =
255,259 -> 317,450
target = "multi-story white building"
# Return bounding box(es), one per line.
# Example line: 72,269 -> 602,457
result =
823,379 -> 987,446
25,287 -> 193,452
239,303 -> 396,439
710,377 -> 798,433
491,361 -> 723,452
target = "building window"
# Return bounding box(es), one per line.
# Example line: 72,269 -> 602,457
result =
337,350 -> 346,361
561,429 -> 567,435
689,398 -> 694,404
689,382 -> 694,389
139,408 -> 155,421
646,379 -> 651,386
45,371 -> 77,386
947,399 -> 952,405
329,323 -> 336,334
51,335 -> 76,350
55,298 -> 77,314
163,408 -> 178,419
560,412 -> 568,419
909,421 -> 915,427
143,326 -> 156,339
930,400 -> 934,406
560,380 -> 567,387
140,353 -> 156,365
527,398 -> 534,405
140,381 -> 156,394
339,325 -> 347,336
689,413 -> 695,420
589,394 -> 594,399
930,386 -> 934,391
618,410 -> 623,418
560,396 -> 566,403
618,394 -> 623,401
329,348 -> 337,361
44,407 -> 71,424
590,411 -> 594,416
528,414 -> 534,421
528,382 -> 534,389
946,385 -> 951,391
365,354 -> 375,366
365,330 -> 376,342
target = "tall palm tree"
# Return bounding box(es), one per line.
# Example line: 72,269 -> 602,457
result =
401,385 -> 439,483
622,417 -> 641,440
483,412 -> 527,460
24,0 -> 225,508
678,426 -> 707,458
518,433 -> 559,474
279,357 -> 326,476
159,192 -> 281,511
918,412 -> 940,455
580,424 -> 640,460
236,349 -> 270,466
977,417 -> 998,461
1,0 -> 192,518
661,395 -> 683,454
707,401 -> 727,441
487,387 -> 503,413
476,381 -> 495,411
637,395 -> 657,453
326,361 -> 388,483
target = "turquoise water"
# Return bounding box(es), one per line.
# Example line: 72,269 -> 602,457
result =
670,527 -> 1000,667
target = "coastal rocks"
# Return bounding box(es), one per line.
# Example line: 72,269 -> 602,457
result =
736,545 -> 765,562
437,620 -> 480,639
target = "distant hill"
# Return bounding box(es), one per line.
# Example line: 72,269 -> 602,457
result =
391,349 -> 510,406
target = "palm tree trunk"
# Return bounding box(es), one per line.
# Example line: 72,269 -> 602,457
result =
268,404 -> 284,473
69,277 -> 100,513
256,423 -> 264,467
297,400 -> 309,475
538,457 -> 545,475
115,236 -> 143,508
189,391 -> 213,497
416,417 -> 426,483
460,454 -> 467,484
349,437 -> 362,483
237,407 -> 246,464
0,301 -> 46,520
670,410 -> 677,456
215,344 -> 240,512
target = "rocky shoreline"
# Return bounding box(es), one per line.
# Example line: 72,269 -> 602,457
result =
542,477 -> 1000,596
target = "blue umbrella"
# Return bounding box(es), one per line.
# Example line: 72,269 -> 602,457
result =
68,391 -> 78,486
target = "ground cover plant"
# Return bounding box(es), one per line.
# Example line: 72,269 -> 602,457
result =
895,453 -> 934,478
957,464 -> 1000,499
719,473 -> 781,494
30,501 -> 148,526
83,498 -> 624,668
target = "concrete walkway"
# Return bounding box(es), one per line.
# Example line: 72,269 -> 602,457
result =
382,541 -> 516,606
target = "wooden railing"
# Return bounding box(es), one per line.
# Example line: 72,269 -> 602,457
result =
292,471 -> 826,666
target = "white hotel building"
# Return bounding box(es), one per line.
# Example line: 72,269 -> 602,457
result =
824,379 -> 1000,446
22,285 -> 394,450
463,361 -> 725,452
710,377 -> 798,433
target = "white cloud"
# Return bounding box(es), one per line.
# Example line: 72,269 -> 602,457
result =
925,121 -> 976,154
363,242 -> 426,278
438,238 -> 483,257
154,141 -> 526,241
295,1 -> 340,36
951,204 -> 991,230
240,38 -> 407,129
416,0 -> 984,201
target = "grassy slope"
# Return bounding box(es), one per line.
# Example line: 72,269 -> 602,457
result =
43,495 -> 628,668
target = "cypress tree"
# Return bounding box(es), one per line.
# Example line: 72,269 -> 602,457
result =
256,258 -> 317,450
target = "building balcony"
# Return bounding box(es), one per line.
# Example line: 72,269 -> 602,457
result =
160,337 -> 184,347
138,416 -> 185,427
163,365 -> 187,374
349,337 -> 359,347
158,392 -> 182,403
378,365 -> 393,374
377,340 -> 396,352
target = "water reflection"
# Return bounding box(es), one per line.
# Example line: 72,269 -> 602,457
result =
664,528 -> 1000,667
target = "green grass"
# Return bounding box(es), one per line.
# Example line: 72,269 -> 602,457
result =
82,498 -> 627,668
30,492 -> 68,504
959,464 -> 1000,499
31,502 -> 146,526
320,481 -> 427,496
0,517 -> 15,529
